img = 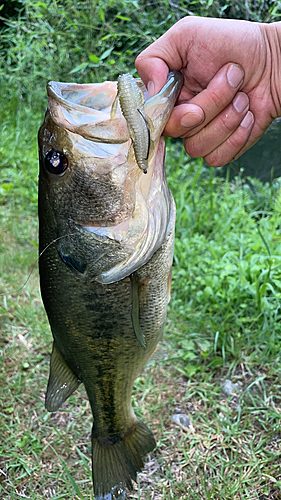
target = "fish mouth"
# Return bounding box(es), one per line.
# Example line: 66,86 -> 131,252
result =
46,71 -> 183,145
47,79 -> 133,144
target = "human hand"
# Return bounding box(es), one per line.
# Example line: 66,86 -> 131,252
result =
135,17 -> 281,167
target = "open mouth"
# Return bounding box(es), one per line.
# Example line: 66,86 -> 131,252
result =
46,72 -> 182,284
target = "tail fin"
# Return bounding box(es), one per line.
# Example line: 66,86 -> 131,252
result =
92,419 -> 156,499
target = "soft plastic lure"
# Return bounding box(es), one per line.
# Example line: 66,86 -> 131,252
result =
111,73 -> 150,174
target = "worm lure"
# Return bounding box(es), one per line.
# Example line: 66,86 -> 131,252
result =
111,73 -> 151,174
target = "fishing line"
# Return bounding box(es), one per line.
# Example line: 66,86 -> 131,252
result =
0,233 -> 76,297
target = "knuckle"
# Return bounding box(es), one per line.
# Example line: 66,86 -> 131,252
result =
184,136 -> 204,158
135,53 -> 142,63
209,90 -> 224,111
135,54 -> 143,69
218,114 -> 235,134
228,133 -> 247,151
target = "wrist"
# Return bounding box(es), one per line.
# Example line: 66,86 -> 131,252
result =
261,22 -> 281,118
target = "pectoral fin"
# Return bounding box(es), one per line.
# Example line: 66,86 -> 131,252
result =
130,273 -> 146,349
45,343 -> 80,412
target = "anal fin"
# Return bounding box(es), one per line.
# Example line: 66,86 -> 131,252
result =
45,343 -> 80,412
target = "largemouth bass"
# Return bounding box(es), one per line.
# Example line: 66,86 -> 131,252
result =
38,71 -> 183,499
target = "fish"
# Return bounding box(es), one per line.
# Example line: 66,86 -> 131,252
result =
38,70 -> 183,499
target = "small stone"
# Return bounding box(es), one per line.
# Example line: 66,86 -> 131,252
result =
172,413 -> 190,429
222,379 -> 242,396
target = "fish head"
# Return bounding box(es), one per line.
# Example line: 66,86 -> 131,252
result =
38,72 -> 182,282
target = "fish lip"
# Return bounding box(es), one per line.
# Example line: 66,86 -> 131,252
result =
146,70 -> 183,106
47,81 -> 116,111
47,71 -> 182,117
143,70 -> 183,143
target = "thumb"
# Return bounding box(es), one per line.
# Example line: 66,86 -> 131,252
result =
135,54 -> 170,97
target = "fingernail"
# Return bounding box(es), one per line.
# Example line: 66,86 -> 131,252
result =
180,112 -> 203,127
240,111 -> 254,128
233,92 -> 248,113
147,81 -> 154,98
227,64 -> 244,88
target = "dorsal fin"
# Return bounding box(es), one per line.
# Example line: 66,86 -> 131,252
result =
45,343 -> 80,411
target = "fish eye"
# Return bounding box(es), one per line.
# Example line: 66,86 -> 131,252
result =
44,149 -> 69,175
